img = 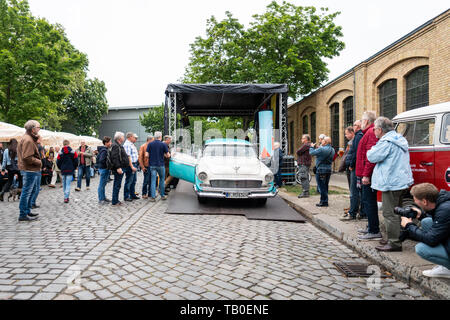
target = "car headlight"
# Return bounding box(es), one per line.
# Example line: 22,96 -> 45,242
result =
265,173 -> 274,183
198,172 -> 208,181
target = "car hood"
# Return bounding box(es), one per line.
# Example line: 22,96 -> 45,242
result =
199,156 -> 266,176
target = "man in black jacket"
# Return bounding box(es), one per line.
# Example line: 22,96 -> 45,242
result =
402,183 -> 450,278
342,120 -> 364,220
109,132 -> 130,206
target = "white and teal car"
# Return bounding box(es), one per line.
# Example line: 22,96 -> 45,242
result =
169,139 -> 278,205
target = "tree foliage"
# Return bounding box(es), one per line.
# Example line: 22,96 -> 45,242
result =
0,0 -> 103,131
183,1 -> 345,99
139,104 -> 165,135
62,78 -> 108,136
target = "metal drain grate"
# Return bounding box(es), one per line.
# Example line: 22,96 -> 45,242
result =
333,262 -> 388,278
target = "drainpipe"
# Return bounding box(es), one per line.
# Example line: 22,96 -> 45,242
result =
353,68 -> 356,121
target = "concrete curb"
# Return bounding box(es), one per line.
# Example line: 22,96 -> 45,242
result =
279,192 -> 450,300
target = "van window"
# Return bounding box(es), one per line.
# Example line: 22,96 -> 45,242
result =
442,113 -> 450,144
396,118 -> 435,147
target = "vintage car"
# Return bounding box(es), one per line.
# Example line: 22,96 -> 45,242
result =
169,139 -> 278,205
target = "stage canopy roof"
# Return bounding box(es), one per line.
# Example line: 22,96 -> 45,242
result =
165,84 -> 288,117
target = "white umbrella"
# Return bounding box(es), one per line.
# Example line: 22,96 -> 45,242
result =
0,127 -> 26,142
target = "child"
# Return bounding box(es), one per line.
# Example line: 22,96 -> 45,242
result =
56,140 -> 78,203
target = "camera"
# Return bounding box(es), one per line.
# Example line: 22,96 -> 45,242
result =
393,206 -> 418,219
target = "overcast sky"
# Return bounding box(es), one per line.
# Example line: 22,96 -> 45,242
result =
27,0 -> 449,107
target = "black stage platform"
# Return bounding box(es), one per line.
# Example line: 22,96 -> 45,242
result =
165,180 -> 306,223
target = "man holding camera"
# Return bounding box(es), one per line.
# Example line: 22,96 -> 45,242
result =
367,117 -> 414,251
401,183 -> 450,278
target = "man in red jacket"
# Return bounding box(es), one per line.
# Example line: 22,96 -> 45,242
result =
356,111 -> 382,241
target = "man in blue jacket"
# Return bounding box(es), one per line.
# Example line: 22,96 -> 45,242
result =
403,183 -> 450,278
342,120 -> 363,220
367,117 -> 414,252
310,136 -> 335,207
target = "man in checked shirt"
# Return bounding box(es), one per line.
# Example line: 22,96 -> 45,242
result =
123,132 -> 140,202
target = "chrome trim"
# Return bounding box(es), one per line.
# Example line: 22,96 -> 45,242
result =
196,190 -> 278,199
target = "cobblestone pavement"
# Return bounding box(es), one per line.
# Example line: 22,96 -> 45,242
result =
0,174 -> 430,300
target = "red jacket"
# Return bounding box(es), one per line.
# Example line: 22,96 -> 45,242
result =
355,123 -> 379,178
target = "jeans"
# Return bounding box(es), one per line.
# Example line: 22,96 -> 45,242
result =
77,165 -> 91,188
274,171 -> 282,188
62,174 -> 73,199
316,172 -> 331,204
142,167 -> 150,196
415,218 -> 450,270
19,171 -> 40,218
123,166 -> 137,200
98,168 -> 109,201
150,166 -> 165,198
361,183 -> 379,234
30,171 -> 41,207
315,172 -> 321,194
348,170 -> 360,217
112,171 -> 124,205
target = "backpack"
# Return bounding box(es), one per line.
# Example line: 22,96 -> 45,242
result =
106,147 -> 114,170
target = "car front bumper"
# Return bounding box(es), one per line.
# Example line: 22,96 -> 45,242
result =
194,185 -> 278,199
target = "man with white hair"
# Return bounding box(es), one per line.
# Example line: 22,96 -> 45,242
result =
146,131 -> 170,202
123,132 -> 139,202
310,136 -> 335,207
17,120 -> 42,221
356,110 -> 382,241
109,132 -> 131,206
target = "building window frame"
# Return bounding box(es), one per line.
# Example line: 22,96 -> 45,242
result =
406,65 -> 429,111
310,112 -> 316,143
302,115 -> 309,135
379,79 -> 397,120
330,103 -> 340,151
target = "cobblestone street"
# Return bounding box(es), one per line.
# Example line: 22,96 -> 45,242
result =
0,175 -> 430,300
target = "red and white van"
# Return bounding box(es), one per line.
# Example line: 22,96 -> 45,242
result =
393,101 -> 450,191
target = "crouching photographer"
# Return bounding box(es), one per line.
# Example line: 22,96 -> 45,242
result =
400,183 -> 450,278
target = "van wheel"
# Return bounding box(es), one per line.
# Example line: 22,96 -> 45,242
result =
256,198 -> 267,206
198,196 -> 207,204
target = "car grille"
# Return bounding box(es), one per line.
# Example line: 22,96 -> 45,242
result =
210,180 -> 262,188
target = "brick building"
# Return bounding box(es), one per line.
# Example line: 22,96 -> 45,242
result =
287,9 -> 449,160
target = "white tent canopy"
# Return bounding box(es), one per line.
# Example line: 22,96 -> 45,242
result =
0,122 -> 102,148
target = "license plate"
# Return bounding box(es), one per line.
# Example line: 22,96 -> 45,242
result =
226,192 -> 247,198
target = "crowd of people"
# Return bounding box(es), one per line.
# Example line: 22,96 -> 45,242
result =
1,120 -> 174,221
295,111 -> 450,279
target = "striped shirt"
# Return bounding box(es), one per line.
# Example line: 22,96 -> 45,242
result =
123,139 -> 139,163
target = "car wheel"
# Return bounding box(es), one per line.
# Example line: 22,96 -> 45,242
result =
255,198 -> 267,206
198,196 -> 207,204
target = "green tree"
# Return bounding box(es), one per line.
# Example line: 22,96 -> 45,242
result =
0,0 -> 88,129
139,104 -> 165,134
62,78 -> 108,136
183,1 -> 345,99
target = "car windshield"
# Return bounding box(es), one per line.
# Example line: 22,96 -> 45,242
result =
203,144 -> 257,158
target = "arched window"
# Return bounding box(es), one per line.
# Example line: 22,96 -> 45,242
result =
310,112 -> 316,143
379,79 -> 397,119
343,96 -> 354,146
343,96 -> 354,128
330,103 -> 339,151
302,115 -> 308,134
406,66 -> 429,110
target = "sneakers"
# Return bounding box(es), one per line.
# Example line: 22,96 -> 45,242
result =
48,184 -> 56,188
28,213 -> 39,217
86,187 -> 90,190
358,232 -> 382,241
142,195 -> 148,199
316,203 -> 328,207
298,192 -> 310,198
149,198 -> 156,202
31,204 -> 40,209
422,265 -> 450,279
358,227 -> 369,234
64,198 -> 69,203
161,195 -> 168,200
104,198 -> 111,203
18,216 -> 37,222
75,188 -> 81,192
112,201 -> 123,207
125,198 -> 133,202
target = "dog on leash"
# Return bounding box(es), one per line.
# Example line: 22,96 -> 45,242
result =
7,188 -> 22,202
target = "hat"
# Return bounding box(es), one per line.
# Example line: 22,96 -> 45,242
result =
133,133 -> 138,138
